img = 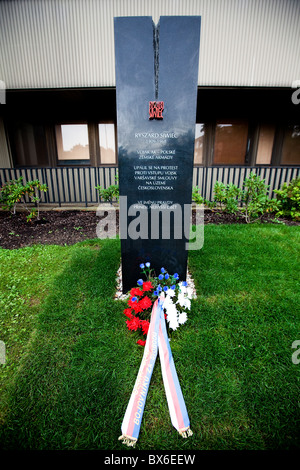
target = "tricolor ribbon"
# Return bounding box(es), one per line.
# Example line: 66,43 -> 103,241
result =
119,295 -> 192,447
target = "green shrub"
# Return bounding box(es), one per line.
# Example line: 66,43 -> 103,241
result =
274,177 -> 300,220
95,184 -> 119,203
192,186 -> 204,205
96,172 -> 119,204
240,172 -> 279,223
212,181 -> 241,213
0,177 -> 48,222
193,173 -> 280,223
0,177 -> 24,214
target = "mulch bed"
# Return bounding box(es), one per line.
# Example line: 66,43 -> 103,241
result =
0,208 -> 298,250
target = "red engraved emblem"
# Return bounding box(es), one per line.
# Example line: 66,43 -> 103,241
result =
149,101 -> 164,120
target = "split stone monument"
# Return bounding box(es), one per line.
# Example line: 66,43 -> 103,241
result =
114,16 -> 201,292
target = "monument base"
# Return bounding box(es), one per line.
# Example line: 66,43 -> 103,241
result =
114,263 -> 197,301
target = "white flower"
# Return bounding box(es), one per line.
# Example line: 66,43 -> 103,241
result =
163,287 -> 190,332
178,311 -> 188,325
177,293 -> 184,307
177,293 -> 191,310
163,295 -> 173,310
165,302 -> 179,330
165,288 -> 175,298
169,317 -> 179,331
166,302 -> 177,320
178,282 -> 187,295
177,295 -> 191,311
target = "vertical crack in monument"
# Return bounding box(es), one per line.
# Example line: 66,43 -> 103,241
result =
115,16 -> 201,292
152,20 -> 160,100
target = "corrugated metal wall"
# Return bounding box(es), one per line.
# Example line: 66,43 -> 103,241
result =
0,0 -> 299,89
0,166 -> 299,205
0,166 -> 119,205
192,166 -> 300,202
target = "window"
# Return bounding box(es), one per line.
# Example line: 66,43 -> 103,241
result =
98,123 -> 116,164
213,120 -> 248,165
54,123 -> 117,166
281,125 -> 300,165
55,124 -> 90,163
256,125 -> 275,165
194,123 -> 205,165
10,121 -> 49,167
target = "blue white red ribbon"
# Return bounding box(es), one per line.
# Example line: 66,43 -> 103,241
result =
119,296 -> 192,447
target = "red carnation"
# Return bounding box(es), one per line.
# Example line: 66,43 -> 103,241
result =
140,320 -> 150,335
128,297 -> 138,308
123,308 -> 133,319
131,301 -> 144,314
137,339 -> 146,347
139,295 -> 152,310
142,281 -> 153,292
126,316 -> 141,331
130,287 -> 143,297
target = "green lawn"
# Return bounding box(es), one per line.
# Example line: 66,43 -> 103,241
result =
0,224 -> 299,450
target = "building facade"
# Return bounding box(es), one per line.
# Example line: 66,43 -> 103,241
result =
0,0 -> 299,204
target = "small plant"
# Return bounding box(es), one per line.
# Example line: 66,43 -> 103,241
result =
0,177 -> 25,215
240,172 -> 279,223
0,177 -> 48,222
212,181 -> 241,214
95,183 -> 119,204
201,173 -> 280,223
274,177 -> 300,220
192,186 -> 204,205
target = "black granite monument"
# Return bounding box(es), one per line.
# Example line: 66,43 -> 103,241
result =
114,16 -> 201,292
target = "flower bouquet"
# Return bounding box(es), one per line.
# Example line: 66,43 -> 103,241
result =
123,262 -> 193,346
119,261 -> 195,447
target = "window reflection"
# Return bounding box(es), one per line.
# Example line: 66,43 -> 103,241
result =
281,125 -> 300,165
256,125 -> 275,165
56,124 -> 89,160
194,123 -> 204,165
214,121 -> 248,165
99,123 -> 116,164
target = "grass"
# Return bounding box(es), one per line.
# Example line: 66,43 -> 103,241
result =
0,224 -> 299,450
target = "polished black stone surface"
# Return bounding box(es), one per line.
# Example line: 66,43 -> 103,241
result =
114,16 -> 201,292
